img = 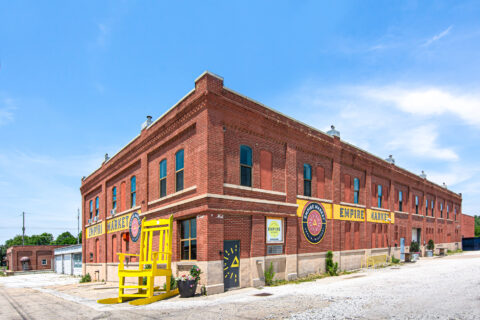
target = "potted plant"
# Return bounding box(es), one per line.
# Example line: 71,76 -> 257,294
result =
426,239 -> 434,257
409,241 -> 420,261
176,265 -> 202,298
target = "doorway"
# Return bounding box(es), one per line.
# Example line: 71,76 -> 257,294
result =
223,240 -> 240,290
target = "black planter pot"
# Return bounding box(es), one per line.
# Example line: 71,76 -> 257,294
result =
178,279 -> 197,298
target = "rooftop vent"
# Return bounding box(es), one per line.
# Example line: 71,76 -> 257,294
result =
442,182 -> 447,189
420,170 -> 427,179
104,153 -> 110,162
327,125 -> 340,138
141,115 -> 153,131
386,155 -> 395,164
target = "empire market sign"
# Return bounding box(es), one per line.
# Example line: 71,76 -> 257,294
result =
86,210 -> 142,239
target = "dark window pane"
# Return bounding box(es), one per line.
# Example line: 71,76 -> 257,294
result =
131,176 -> 136,192
160,179 -> 167,197
353,178 -> 359,191
304,180 -> 311,197
378,197 -> 382,208
181,241 -> 189,260
191,219 -> 196,238
160,160 -> 167,178
354,192 -> 359,204
181,220 -> 189,239
176,150 -> 184,171
303,164 -> 312,180
190,240 -> 197,260
241,166 -> 252,186
131,192 -> 136,207
176,171 -> 184,192
399,202 -> 403,212
240,145 -> 252,166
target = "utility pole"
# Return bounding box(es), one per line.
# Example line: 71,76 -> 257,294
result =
77,208 -> 80,244
22,212 -> 25,246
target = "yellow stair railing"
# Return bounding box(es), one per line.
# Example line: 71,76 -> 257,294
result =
98,215 -> 178,305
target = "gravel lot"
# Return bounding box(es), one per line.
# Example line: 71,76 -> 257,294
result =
0,252 -> 479,319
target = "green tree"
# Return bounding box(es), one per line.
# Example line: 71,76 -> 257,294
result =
28,233 -> 54,245
54,232 -> 77,245
475,215 -> 480,237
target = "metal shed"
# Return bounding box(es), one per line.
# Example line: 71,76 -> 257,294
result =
53,244 -> 82,276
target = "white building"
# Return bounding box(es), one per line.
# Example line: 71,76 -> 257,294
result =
54,244 -> 82,276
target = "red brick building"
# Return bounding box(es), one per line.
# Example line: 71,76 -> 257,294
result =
81,72 -> 463,294
6,245 -> 65,272
461,214 -> 475,238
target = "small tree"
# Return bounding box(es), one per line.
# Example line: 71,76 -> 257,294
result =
326,251 -> 338,276
427,239 -> 434,250
409,241 -> 420,253
264,262 -> 275,285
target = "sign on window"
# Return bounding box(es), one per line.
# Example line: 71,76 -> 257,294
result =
266,217 -> 283,243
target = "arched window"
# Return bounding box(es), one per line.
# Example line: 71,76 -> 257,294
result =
431,200 -> 435,217
95,196 -> 99,217
89,200 -> 93,219
440,202 -> 443,218
112,187 -> 117,210
160,159 -> 167,197
425,199 -> 429,215
415,196 -> 419,214
447,205 -> 449,219
398,191 -> 403,211
353,178 -> 360,204
175,150 -> 184,192
130,176 -> 136,208
240,145 -> 252,187
377,185 -> 382,208
303,164 -> 312,197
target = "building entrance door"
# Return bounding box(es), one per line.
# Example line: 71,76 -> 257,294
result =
223,240 -> 240,290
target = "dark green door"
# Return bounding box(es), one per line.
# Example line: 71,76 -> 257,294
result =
223,240 -> 240,289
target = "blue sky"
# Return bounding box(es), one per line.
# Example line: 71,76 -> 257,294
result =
1,1 -> 479,243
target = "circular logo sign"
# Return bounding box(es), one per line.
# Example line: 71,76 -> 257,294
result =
302,202 -> 327,244
268,220 -> 281,239
129,212 -> 141,242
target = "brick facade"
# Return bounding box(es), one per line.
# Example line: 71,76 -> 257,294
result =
80,72 -> 463,293
6,245 -> 65,272
461,214 -> 475,238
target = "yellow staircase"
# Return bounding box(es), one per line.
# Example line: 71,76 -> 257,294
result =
98,215 -> 179,305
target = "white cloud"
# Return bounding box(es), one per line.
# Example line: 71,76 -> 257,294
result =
0,97 -> 16,126
423,25 -> 453,46
386,125 -> 458,161
0,151 -> 104,241
362,86 -> 480,127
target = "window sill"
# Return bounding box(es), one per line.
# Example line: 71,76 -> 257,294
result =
224,183 -> 286,196
370,206 -> 389,212
297,195 -> 333,203
148,186 -> 197,206
340,202 -> 366,208
106,206 -> 141,220
84,218 -> 103,228
394,210 -> 408,215
411,213 -> 424,218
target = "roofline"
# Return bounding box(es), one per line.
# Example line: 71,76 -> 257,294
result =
195,70 -> 224,83
82,88 -> 196,183
224,88 -> 461,199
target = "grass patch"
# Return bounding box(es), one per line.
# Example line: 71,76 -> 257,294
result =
447,249 -> 463,255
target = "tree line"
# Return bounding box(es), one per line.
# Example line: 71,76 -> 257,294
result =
0,231 -> 81,265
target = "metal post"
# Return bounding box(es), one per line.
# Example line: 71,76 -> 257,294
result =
22,212 -> 25,246
77,208 -> 80,244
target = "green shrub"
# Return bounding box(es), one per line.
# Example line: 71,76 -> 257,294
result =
409,241 -> 420,253
264,262 -> 275,286
391,256 -> 400,264
80,273 -> 91,283
326,251 -> 338,276
427,239 -> 434,250
162,276 -> 177,290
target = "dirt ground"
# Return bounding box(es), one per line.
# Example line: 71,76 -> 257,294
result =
1,252 -> 479,320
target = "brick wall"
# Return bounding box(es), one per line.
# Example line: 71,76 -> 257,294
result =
461,214 -> 475,238
6,245 -> 65,272
80,72 -> 464,287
